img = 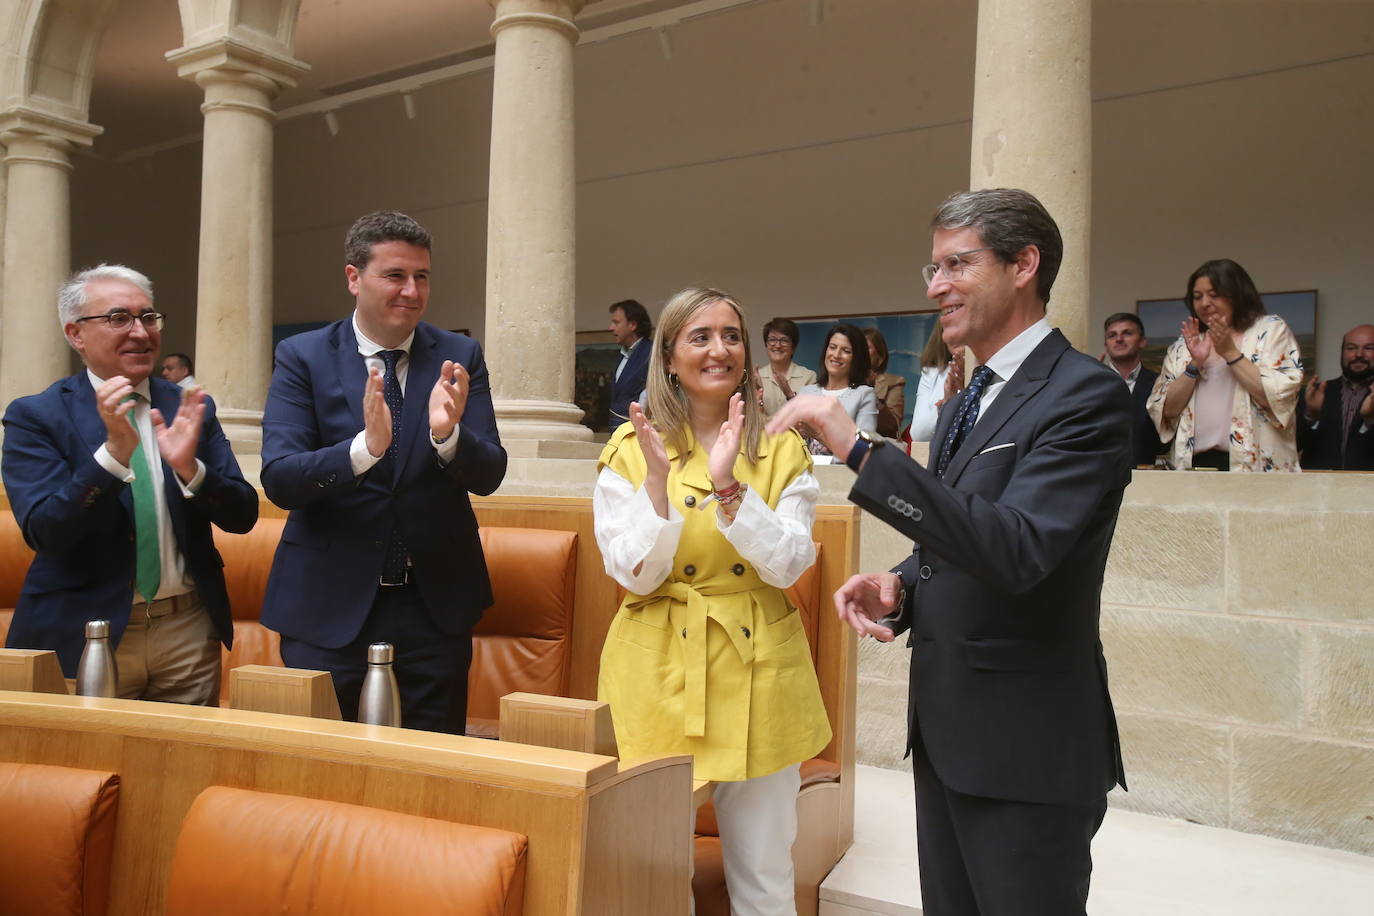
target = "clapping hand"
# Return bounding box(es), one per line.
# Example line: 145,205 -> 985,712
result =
708,392 -> 744,489
629,401 -> 671,519
362,366 -> 391,458
429,359 -> 469,442
1182,317 -> 1212,366
1305,375 -> 1326,421
938,346 -> 966,408
94,375 -> 139,466
152,386 -> 206,484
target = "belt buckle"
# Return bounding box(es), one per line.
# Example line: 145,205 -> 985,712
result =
379,568 -> 411,587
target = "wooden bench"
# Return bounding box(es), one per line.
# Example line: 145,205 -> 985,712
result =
0,689 -> 694,915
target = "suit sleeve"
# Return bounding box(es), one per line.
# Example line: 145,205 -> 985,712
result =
260,337 -> 359,510
1,396 -> 126,553
852,366 -> 1132,596
188,395 -> 258,534
444,339 -> 506,496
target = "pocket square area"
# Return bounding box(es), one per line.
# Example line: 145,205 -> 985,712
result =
977,442 -> 1016,456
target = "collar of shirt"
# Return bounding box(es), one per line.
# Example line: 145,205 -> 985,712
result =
87,369 -> 152,402
352,311 -> 415,359
1123,361 -> 1142,390
619,336 -> 642,360
983,316 -> 1053,387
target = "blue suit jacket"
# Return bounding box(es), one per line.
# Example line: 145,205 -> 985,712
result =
2,374 -> 258,675
850,330 -> 1130,806
608,337 -> 651,427
259,319 -> 507,648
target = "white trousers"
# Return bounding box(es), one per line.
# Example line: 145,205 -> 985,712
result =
711,762 -> 801,916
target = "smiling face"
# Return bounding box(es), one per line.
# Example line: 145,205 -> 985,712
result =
1190,275 -> 1234,328
666,299 -> 746,407
824,332 -> 855,385
926,227 -> 1020,356
764,330 -> 794,366
347,240 -> 431,347
64,278 -> 161,384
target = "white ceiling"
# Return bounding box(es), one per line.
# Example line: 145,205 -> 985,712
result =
88,0 -> 678,156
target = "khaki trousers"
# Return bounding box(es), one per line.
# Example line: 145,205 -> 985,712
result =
115,590 -> 221,705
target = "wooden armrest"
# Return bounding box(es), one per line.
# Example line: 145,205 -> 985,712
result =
499,692 -> 617,757
0,649 -> 69,695
228,665 -> 341,720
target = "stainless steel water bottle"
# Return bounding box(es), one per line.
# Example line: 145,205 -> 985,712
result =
358,642 -> 402,727
75,619 -> 118,698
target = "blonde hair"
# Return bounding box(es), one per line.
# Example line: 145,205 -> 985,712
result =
645,287 -> 765,468
920,318 -> 950,369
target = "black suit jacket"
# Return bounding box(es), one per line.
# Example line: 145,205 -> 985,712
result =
259,320 -> 507,648
850,330 -> 1130,805
1297,377 -> 1374,471
2,375 -> 258,674
1129,366 -> 1164,467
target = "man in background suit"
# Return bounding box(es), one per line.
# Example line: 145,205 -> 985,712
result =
3,265 -> 257,700
1103,311 -> 1163,467
607,298 -> 651,429
260,211 -> 506,733
771,189 -> 1130,915
1298,324 -> 1374,470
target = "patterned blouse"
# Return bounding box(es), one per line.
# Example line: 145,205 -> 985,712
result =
1147,314 -> 1304,472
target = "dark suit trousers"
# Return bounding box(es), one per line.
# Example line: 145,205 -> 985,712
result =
279,582 -> 473,734
912,735 -> 1107,916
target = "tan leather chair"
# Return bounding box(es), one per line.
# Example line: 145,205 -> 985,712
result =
467,526 -> 578,737
0,762 -> 120,916
166,786 -> 527,916
0,507 -> 34,646
214,516 -> 287,704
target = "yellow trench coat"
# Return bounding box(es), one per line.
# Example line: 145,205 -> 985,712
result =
596,426 -> 832,782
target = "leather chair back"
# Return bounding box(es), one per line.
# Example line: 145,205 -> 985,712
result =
468,527 -> 578,736
166,786 -> 527,916
0,761 -> 120,916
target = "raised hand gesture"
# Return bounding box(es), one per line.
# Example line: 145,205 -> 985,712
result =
429,359 -> 469,443
1205,311 -> 1241,362
1305,374 -> 1326,421
152,386 -> 206,484
630,401 -> 670,518
362,366 -> 391,458
94,375 -> 139,466
1182,317 -> 1212,366
708,392 -> 745,489
939,346 -> 966,408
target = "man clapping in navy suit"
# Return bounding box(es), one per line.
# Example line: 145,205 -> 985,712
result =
3,264 -> 257,701
260,211 -> 506,733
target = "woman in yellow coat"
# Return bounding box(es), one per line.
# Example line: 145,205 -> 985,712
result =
595,287 -> 831,915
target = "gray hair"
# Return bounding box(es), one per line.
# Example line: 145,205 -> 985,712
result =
58,264 -> 155,327
931,188 -> 1063,304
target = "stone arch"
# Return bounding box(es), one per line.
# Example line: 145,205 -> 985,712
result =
0,0 -> 120,124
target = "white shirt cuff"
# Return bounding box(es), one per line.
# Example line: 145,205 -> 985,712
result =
349,430 -> 383,477
176,459 -> 206,496
431,425 -> 460,464
94,444 -> 134,483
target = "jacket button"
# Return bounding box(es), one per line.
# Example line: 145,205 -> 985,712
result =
684,495 -> 696,508
681,628 -> 687,639
911,508 -> 923,521
919,565 -> 932,580
731,563 -> 745,576
741,626 -> 751,638
684,565 -> 696,576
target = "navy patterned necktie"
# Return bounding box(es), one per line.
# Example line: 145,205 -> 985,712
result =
378,349 -> 408,581
935,364 -> 995,478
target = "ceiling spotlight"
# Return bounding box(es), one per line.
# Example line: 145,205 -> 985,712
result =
402,93 -> 417,120
657,27 -> 673,61
324,111 -> 340,137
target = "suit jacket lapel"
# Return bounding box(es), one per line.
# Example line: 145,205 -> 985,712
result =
944,330 -> 1069,485
332,320 -> 369,433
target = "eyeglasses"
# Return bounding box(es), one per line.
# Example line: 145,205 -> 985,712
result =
74,310 -> 165,331
765,337 -> 792,347
921,247 -> 996,287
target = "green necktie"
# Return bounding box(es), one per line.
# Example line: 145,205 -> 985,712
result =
125,395 -> 161,602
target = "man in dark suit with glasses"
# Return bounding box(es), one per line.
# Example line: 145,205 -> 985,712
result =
3,264 -> 257,701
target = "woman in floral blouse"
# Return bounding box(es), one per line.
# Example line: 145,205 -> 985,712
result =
1147,259 -> 1303,471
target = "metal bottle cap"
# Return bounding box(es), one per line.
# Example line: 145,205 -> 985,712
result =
367,642 -> 395,664
85,620 -> 111,639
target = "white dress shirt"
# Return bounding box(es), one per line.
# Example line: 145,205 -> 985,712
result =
974,317 -> 1054,425
90,371 -> 203,601
348,311 -> 460,476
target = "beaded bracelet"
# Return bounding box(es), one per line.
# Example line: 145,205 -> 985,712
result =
1225,353 -> 1246,366
714,481 -> 745,507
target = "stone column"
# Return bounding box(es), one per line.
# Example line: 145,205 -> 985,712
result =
167,43 -> 306,458
485,0 -> 594,452
0,112 -> 101,408
969,0 -> 1091,352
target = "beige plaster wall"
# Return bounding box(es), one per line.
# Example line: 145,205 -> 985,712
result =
67,0 -> 1374,379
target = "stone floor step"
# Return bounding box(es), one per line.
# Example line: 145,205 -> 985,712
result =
819,764 -> 1374,916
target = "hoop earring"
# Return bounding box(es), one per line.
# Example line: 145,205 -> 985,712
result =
739,368 -> 749,386
669,373 -> 680,389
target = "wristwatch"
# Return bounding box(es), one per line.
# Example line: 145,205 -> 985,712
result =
845,428 -> 884,472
